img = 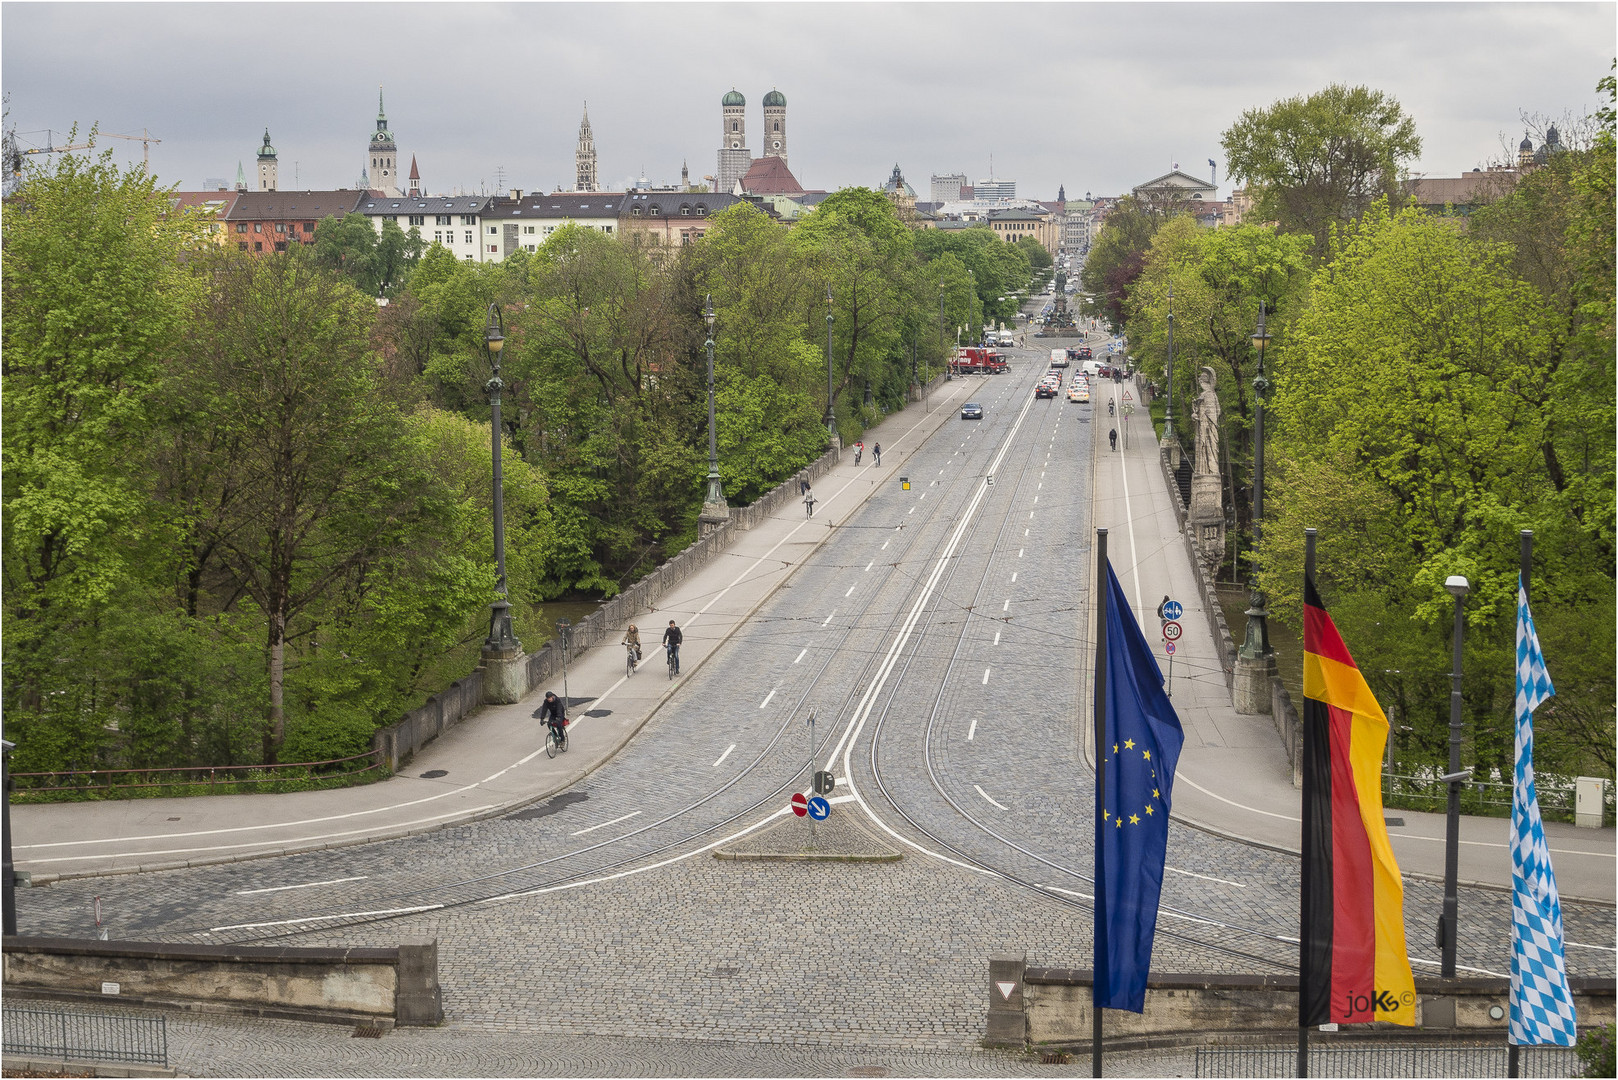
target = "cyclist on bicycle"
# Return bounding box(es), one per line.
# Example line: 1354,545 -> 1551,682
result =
854,440 -> 863,465
537,691 -> 567,743
662,620 -> 684,675
622,624 -> 642,664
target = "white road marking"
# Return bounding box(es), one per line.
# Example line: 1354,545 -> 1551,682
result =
975,785 -> 1009,811
845,585 -> 855,597
982,667 -> 991,684
1018,548 -> 1024,557
1024,529 -> 1029,537
968,719 -> 978,741
908,507 -> 915,514
919,493 -> 926,500
993,631 -> 1000,646
1002,598 -> 1010,611
234,876 -> 368,896
865,561 -> 873,572
795,648 -> 807,663
211,905 -> 442,932
1165,865 -> 1246,887
881,540 -> 889,549
759,688 -> 777,709
822,610 -> 836,626
1010,572 -> 1017,582
571,810 -> 643,836
1033,495 -> 1039,504
713,744 -> 736,767
1029,511 -> 1035,519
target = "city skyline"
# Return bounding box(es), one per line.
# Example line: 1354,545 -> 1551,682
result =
3,2 -> 1613,199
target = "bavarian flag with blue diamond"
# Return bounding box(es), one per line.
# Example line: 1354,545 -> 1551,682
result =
1510,579 -> 1577,1045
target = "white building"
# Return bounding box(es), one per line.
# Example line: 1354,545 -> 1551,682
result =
359,194 -> 495,262
480,192 -> 625,261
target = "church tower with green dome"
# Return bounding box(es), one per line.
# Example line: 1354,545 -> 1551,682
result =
256,128 -> 278,191
369,87 -> 400,196
762,88 -> 787,165
717,88 -> 753,193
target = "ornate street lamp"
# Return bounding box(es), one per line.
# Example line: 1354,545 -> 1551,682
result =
482,304 -> 520,660
825,285 -> 836,441
1239,302 -> 1273,662
699,294 -> 728,531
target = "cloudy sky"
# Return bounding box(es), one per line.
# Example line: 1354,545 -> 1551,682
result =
4,2 -> 1613,199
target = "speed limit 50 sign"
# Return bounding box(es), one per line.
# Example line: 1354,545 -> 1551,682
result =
1162,620 -> 1183,641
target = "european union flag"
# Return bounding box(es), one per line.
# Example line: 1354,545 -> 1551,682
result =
1095,560 -> 1184,1013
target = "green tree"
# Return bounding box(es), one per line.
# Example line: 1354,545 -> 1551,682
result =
1079,196 -> 1176,331
1222,84 -> 1422,260
1,145 -> 208,769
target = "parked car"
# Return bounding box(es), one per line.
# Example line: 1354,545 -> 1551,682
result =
961,402 -> 984,420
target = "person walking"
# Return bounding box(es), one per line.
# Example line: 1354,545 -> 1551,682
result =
872,442 -> 881,466
799,475 -> 812,497
1108,428 -> 1118,451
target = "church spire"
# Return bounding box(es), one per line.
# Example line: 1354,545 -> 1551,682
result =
575,103 -> 598,192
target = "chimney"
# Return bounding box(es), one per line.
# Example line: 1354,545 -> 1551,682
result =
510,189 -> 522,200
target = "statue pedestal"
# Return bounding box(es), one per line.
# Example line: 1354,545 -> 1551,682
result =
481,645 -> 527,705
1188,472 -> 1224,571
698,501 -> 730,539
1234,651 -> 1275,715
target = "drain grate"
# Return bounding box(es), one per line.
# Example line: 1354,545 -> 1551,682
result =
1040,1052 -> 1071,1065
1385,817 -> 1405,827
711,966 -> 740,977
419,769 -> 448,779
352,1025 -> 386,1039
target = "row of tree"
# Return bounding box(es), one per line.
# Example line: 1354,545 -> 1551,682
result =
3,167 -> 1041,773
1083,76 -> 1615,779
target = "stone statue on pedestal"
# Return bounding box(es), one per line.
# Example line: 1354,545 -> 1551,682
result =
1186,367 -> 1225,575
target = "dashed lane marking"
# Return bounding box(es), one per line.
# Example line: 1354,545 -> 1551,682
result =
759,688 -> 777,709
975,785 -> 1009,811
713,744 -> 736,767
982,667 -> 991,684
967,719 -> 977,741
822,610 -> 836,626
572,810 -> 642,836
794,648 -> 807,663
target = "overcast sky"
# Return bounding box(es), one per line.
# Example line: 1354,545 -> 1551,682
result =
4,2 -> 1613,199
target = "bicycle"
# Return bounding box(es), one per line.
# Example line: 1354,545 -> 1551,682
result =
666,643 -> 680,679
545,721 -> 568,758
625,642 -> 639,677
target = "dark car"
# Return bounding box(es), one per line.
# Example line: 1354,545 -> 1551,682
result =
961,402 -> 984,420
1077,345 -> 1093,360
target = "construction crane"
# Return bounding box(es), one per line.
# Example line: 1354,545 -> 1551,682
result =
5,127 -> 161,179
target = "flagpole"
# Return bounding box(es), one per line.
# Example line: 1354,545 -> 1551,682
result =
1297,528 -> 1317,1079
1509,529 -> 1533,1080
1092,527 -> 1109,1078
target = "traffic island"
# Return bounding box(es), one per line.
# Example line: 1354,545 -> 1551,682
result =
713,814 -> 901,862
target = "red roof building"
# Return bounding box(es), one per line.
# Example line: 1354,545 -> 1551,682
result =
738,155 -> 804,196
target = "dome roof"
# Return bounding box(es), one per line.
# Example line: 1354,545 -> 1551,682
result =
722,89 -> 745,107
258,129 -> 276,158
763,89 -> 786,108
1519,132 -> 1534,150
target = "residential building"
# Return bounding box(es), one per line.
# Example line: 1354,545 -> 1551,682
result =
166,189 -> 241,245
226,189 -> 368,253
619,191 -> 767,254
358,193 -> 494,261
477,191 -> 624,260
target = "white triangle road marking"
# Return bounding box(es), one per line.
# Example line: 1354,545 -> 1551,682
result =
997,981 -> 1017,1001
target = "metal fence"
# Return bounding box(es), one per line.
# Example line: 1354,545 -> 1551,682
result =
2,1003 -> 169,1066
1195,1043 -> 1580,1078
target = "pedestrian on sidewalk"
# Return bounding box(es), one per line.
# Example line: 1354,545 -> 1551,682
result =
799,475 -> 811,496
873,442 -> 881,465
1156,595 -> 1169,621
1109,428 -> 1118,451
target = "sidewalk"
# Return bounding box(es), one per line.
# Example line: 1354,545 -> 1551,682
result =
11,374 -> 983,883
1088,373 -> 1615,905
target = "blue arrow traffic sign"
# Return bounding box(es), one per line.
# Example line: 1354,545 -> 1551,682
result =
1163,600 -> 1183,620
807,796 -> 831,820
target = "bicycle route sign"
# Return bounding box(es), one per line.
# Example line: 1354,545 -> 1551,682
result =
1162,599 -> 1183,620
791,793 -> 808,817
1162,620 -> 1183,641
807,796 -> 831,821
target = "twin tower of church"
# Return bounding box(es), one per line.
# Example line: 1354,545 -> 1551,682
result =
571,88 -> 789,195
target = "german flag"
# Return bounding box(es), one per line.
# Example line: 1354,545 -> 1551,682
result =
1300,577 -> 1417,1027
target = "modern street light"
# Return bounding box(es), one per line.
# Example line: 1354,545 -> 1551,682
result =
699,294 -> 728,530
825,285 -> 836,442
482,304 -> 520,659
1439,574 -> 1471,978
1238,302 -> 1273,662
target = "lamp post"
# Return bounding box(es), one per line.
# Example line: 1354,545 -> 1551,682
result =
556,618 -> 572,709
1238,302 -> 1273,662
2,738 -> 15,935
482,304 -> 520,662
1161,288 -> 1176,446
1439,574 -> 1470,978
699,294 -> 728,531
825,285 -> 836,443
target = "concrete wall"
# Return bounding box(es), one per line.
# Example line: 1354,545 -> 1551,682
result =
1156,443 -> 1236,692
372,443 -> 843,771
986,958 -> 1616,1050
2,936 -> 441,1027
